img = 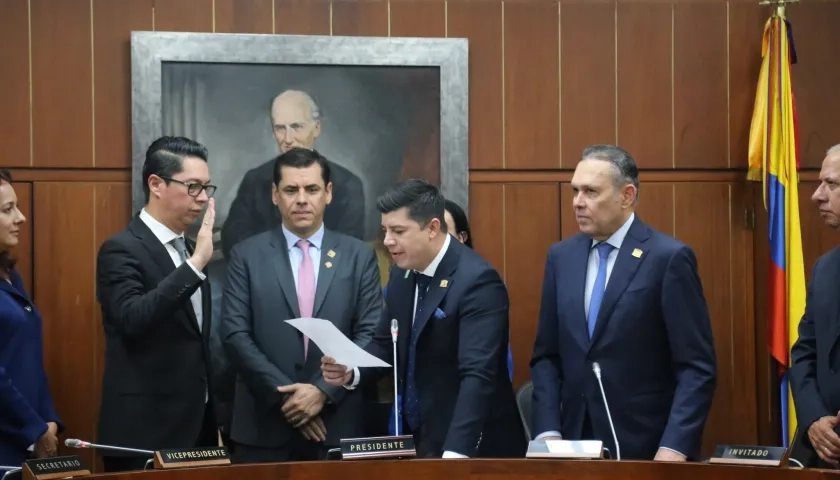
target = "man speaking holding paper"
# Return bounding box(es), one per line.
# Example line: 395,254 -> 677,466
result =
220,148 -> 382,463
321,179 -> 526,458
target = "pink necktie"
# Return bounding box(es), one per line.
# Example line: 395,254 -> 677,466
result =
296,239 -> 316,359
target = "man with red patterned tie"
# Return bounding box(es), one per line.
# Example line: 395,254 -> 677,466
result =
220,147 -> 381,463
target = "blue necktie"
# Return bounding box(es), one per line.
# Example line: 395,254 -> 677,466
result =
404,273 -> 431,431
588,242 -> 614,338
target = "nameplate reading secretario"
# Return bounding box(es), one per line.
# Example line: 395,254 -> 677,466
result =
709,445 -> 787,466
22,455 -> 90,480
525,440 -> 605,459
153,446 -> 231,469
340,435 -> 417,460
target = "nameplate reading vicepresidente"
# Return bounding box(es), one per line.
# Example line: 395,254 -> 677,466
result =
709,445 -> 788,466
340,435 -> 417,460
22,455 -> 90,480
153,446 -> 231,469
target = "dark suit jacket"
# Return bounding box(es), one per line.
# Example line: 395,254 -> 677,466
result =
95,216 -> 214,455
221,226 -> 381,449
0,270 -> 63,466
530,217 -> 717,460
790,245 -> 840,449
221,159 -> 365,258
362,238 -> 526,458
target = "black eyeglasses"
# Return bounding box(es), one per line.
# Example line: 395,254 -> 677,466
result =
159,176 -> 217,198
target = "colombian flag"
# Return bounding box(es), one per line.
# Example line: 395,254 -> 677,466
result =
746,12 -> 805,447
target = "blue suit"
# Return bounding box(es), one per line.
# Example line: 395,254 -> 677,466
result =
362,238 -> 525,457
530,216 -> 716,460
384,287 -> 514,436
0,270 -> 62,466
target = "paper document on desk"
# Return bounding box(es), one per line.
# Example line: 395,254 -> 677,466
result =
285,318 -> 391,369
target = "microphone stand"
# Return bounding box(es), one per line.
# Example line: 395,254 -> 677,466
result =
592,362 -> 621,460
0,468 -> 21,480
391,319 -> 400,436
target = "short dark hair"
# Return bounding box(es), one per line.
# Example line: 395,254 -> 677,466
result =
0,169 -> 17,275
141,136 -> 209,203
444,199 -> 472,249
580,144 -> 640,203
272,147 -> 331,186
376,179 -> 447,233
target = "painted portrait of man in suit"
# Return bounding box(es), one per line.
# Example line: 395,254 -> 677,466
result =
153,62 -> 441,321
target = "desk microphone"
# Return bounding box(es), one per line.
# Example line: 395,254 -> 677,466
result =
591,362 -> 621,460
64,438 -> 154,456
0,467 -> 20,480
65,439 -> 156,470
391,319 -> 400,436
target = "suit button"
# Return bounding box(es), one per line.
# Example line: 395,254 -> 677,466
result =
294,363 -> 303,371
832,369 -> 837,374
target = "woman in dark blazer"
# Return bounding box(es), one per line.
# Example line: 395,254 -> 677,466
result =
0,169 -> 62,467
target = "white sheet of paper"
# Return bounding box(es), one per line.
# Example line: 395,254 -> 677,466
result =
285,317 -> 391,369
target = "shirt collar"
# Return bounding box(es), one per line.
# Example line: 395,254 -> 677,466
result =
282,223 -> 325,251
418,233 -> 451,277
591,212 -> 635,250
139,208 -> 182,246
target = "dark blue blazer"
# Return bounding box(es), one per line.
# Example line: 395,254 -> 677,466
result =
790,245 -> 840,441
530,217 -> 716,460
363,239 -> 526,458
0,270 -> 62,466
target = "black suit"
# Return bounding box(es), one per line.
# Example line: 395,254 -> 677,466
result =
221,158 -> 366,258
361,237 -> 526,458
790,245 -> 840,465
96,215 -> 217,472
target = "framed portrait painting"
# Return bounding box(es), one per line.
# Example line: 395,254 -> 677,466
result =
130,31 -> 468,322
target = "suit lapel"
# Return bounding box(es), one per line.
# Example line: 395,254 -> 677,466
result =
313,230 -> 339,317
566,236 -> 592,349
130,217 -> 201,336
411,242 -> 459,341
0,278 -> 29,305
186,237 -> 212,339
589,218 -> 651,345
268,228 -> 300,318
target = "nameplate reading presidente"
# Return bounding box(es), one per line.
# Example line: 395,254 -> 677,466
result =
22,455 -> 90,480
340,435 -> 417,460
153,446 -> 231,469
709,445 -> 787,466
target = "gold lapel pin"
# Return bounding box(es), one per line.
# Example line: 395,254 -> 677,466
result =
325,261 -> 333,269
440,280 -> 448,288
632,248 -> 643,258
327,250 -> 336,258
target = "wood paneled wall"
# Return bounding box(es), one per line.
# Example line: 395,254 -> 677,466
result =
2,0 -> 840,467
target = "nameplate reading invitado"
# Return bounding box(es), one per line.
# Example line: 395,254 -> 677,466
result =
340,435 -> 417,460
709,445 -> 787,466
525,440 -> 605,459
153,446 -> 231,469
22,455 -> 90,480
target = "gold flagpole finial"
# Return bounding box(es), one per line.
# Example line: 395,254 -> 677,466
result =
759,0 -> 799,17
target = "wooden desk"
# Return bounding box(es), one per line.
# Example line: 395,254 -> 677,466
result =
87,459 -> 840,480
